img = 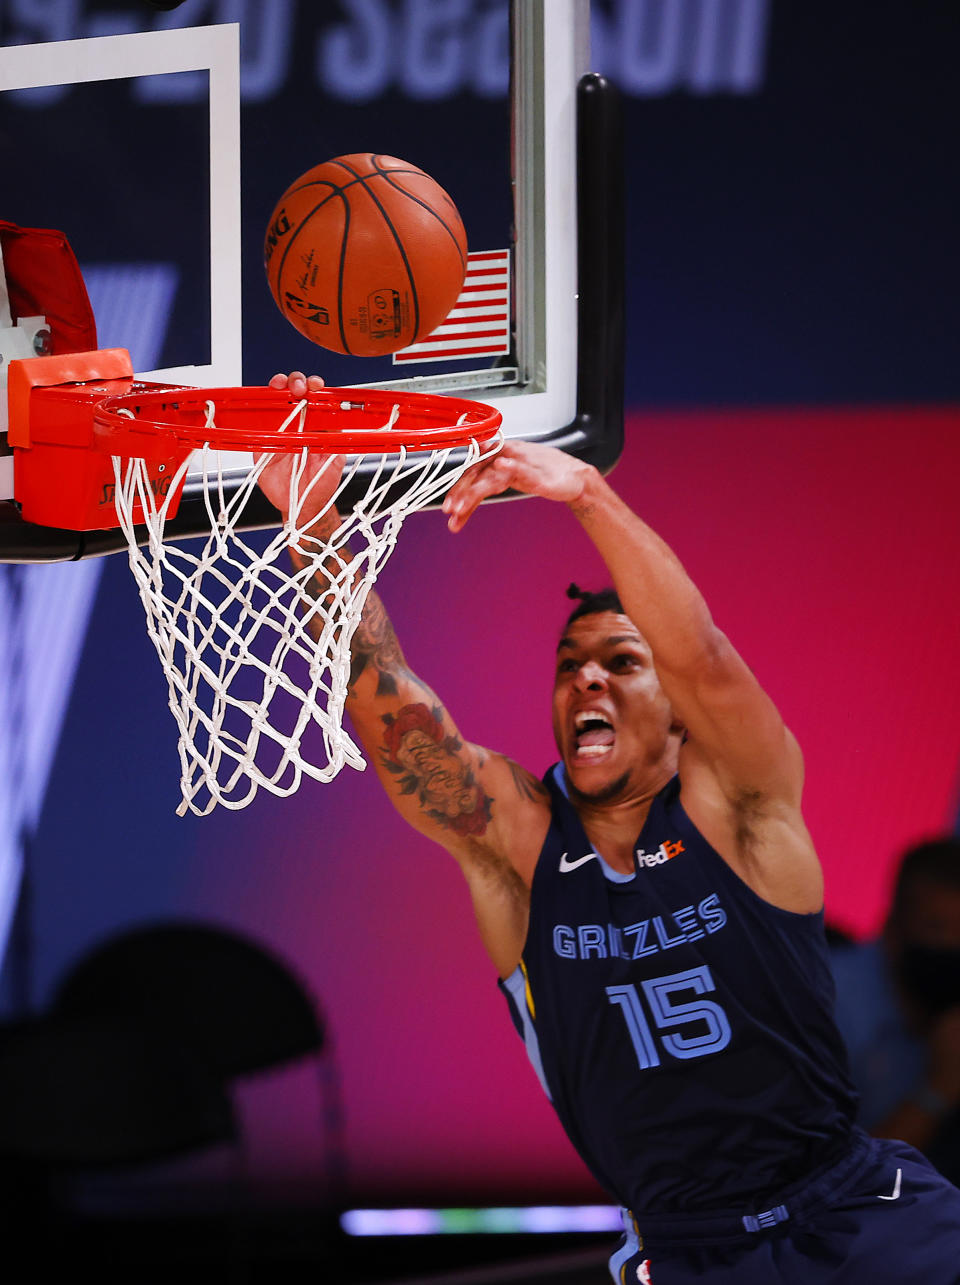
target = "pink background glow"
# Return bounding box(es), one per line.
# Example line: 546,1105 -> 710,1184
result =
174,403 -> 960,1198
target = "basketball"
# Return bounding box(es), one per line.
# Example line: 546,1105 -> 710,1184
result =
264,153 -> 468,357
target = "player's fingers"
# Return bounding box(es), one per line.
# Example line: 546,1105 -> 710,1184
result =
443,455 -> 511,511
446,499 -> 482,532
268,371 -> 308,395
444,476 -> 505,525
269,372 -> 324,395
443,484 -> 481,528
444,460 -> 516,531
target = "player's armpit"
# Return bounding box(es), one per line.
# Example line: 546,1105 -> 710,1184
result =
455,838 -> 534,979
665,635 -> 823,909
677,710 -> 823,914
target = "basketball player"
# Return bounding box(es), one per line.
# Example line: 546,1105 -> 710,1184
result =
260,372 -> 960,1283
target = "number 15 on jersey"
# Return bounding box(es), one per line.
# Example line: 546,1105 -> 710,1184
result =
606,964 -> 732,1069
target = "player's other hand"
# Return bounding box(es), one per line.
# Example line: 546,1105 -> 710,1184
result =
269,370 -> 325,399
259,371 -> 344,528
442,439 -> 595,532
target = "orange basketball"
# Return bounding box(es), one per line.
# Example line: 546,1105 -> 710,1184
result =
264,153 -> 468,357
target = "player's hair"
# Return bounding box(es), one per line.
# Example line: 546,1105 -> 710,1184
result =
889,836 -> 960,919
564,583 -> 624,627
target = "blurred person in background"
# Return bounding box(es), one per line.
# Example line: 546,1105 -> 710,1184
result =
831,836 -> 960,1186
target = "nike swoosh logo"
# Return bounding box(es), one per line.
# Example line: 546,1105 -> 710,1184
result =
559,851 -> 598,873
878,1167 -> 902,1200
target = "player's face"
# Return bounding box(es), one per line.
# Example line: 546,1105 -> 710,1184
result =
551,612 -> 679,803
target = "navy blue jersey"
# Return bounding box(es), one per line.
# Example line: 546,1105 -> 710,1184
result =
500,765 -> 859,1217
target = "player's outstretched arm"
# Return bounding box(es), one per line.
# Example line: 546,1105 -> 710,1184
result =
258,377 -> 550,975
443,440 -> 820,912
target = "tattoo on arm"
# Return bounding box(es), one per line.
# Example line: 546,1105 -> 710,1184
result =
349,591 -> 405,696
506,758 -> 549,803
379,703 -> 493,837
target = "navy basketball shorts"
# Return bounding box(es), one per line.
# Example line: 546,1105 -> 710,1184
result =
609,1132 -> 960,1284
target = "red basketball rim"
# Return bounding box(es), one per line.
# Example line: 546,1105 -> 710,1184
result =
92,386 -> 503,455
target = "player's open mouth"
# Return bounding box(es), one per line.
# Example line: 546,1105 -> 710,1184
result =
571,709 -> 615,760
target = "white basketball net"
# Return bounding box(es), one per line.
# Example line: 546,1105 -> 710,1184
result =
110,397 -> 501,817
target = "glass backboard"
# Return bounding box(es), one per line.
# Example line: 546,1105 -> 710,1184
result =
0,0 -> 623,561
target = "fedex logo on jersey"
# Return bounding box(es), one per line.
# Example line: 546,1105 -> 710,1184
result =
636,838 -> 684,867
558,838 -> 684,875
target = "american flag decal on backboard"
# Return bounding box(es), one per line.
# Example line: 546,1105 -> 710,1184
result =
392,250 -> 511,364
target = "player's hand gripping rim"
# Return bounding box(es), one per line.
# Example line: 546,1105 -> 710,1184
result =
269,369 -> 325,399
257,371 -> 345,529
442,438 -> 595,532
